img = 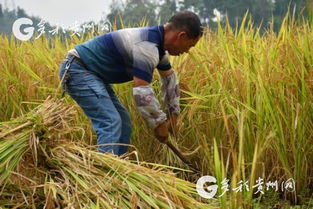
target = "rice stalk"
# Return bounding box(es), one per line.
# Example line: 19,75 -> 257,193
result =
0,96 -> 76,186
0,97 -> 215,208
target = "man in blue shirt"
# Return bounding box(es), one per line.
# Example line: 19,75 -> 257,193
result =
59,11 -> 202,156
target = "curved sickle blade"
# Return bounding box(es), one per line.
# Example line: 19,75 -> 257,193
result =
165,141 -> 200,173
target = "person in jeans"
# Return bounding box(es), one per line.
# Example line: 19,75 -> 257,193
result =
58,11 -> 202,156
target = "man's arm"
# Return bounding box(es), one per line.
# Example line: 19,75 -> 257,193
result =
158,68 -> 180,135
133,76 -> 150,87
158,68 -> 174,77
158,68 -> 180,115
133,76 -> 169,143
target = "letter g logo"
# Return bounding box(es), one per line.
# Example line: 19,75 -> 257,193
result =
196,175 -> 218,199
12,18 -> 35,41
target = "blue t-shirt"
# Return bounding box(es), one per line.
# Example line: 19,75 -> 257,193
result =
75,25 -> 172,84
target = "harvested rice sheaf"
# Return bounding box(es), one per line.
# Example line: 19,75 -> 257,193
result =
0,97 -> 76,186
0,97 -> 213,209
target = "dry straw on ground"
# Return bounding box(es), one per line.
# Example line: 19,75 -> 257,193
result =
0,97 -> 213,209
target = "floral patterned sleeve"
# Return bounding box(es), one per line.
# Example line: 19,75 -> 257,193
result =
160,70 -> 180,115
133,85 -> 167,129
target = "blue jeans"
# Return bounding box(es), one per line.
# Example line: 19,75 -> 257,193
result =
58,56 -> 131,156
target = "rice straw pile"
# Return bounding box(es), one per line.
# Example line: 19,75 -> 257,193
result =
0,97 -> 212,209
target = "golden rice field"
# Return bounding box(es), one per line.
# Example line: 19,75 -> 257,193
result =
0,14 -> 312,208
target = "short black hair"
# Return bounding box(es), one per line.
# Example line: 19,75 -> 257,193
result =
168,11 -> 203,39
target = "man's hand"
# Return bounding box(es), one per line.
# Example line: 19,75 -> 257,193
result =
154,121 -> 169,143
167,113 -> 178,136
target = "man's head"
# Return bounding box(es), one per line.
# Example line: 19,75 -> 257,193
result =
164,11 -> 203,56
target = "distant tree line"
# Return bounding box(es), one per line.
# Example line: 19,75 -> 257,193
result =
0,0 -> 312,37
106,0 -> 312,31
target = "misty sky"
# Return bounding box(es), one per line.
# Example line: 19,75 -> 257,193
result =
0,0 -> 112,27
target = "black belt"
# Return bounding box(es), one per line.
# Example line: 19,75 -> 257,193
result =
64,54 -> 87,69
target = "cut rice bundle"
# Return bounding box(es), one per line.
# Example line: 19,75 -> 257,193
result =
0,98 -> 214,208
0,96 -> 76,186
